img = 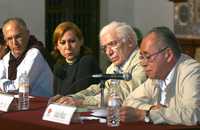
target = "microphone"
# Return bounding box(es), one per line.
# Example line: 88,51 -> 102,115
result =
91,73 -> 132,81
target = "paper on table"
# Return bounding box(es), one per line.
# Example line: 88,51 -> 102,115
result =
14,94 -> 34,98
90,108 -> 107,117
43,103 -> 77,125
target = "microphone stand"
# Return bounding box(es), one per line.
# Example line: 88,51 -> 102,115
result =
100,80 -> 106,108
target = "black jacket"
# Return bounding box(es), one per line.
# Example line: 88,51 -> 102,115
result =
53,55 -> 101,95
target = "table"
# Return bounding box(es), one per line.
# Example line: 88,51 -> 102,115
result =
0,97 -> 199,130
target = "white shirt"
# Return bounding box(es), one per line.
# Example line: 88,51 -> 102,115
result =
0,48 -> 53,97
158,66 -> 175,105
0,60 -> 6,79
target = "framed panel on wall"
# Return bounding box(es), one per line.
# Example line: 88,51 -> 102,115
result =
170,0 -> 200,58
173,0 -> 200,38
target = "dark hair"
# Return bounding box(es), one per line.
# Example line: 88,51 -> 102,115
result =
0,28 -> 5,45
147,26 -> 182,59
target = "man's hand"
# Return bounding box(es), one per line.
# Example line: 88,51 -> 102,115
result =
48,94 -> 62,104
119,105 -> 165,123
120,106 -> 146,122
48,95 -> 83,106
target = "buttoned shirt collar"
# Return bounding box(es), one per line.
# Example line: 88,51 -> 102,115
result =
116,48 -> 138,73
159,65 -> 176,105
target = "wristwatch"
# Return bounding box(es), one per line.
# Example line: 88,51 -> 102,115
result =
144,106 -> 154,123
144,110 -> 151,123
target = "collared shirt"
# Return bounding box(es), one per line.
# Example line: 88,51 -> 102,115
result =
117,49 -> 136,70
114,49 -> 138,74
158,65 -> 176,105
113,66 -> 123,74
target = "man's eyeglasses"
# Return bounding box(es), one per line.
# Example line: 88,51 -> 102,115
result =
100,38 -> 125,52
139,47 -> 168,62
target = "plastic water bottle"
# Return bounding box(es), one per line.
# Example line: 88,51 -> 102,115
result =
18,72 -> 30,110
107,80 -> 121,127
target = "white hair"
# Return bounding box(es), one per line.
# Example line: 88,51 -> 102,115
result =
99,21 -> 137,45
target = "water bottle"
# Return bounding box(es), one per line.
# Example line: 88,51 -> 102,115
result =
107,79 -> 121,127
18,71 -> 30,110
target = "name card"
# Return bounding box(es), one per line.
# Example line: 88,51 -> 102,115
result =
42,103 -> 76,125
0,93 -> 14,112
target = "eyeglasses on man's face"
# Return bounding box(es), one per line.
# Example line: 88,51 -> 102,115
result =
100,38 -> 125,52
139,47 -> 168,62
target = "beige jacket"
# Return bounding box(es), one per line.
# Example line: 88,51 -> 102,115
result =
123,54 -> 200,125
72,49 -> 147,106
